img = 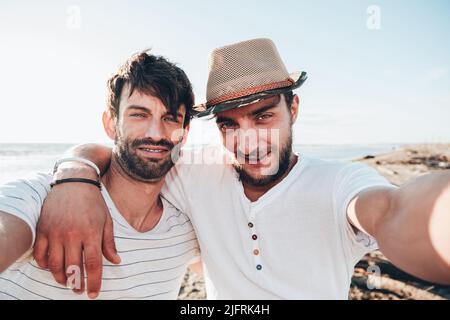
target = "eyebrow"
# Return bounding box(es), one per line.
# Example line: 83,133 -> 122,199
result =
216,115 -> 235,124
127,105 -> 151,113
163,111 -> 184,119
216,104 -> 278,124
127,105 -> 183,118
249,104 -> 277,116
215,96 -> 281,124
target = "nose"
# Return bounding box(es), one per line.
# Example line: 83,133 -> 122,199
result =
144,118 -> 165,141
236,128 -> 259,156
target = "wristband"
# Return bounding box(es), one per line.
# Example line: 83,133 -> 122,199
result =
50,178 -> 102,190
53,157 -> 101,177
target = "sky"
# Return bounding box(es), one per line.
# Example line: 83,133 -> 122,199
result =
0,0 -> 449,145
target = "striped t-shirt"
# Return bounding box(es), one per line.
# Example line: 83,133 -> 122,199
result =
0,173 -> 200,300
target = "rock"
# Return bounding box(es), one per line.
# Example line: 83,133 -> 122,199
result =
438,162 -> 450,169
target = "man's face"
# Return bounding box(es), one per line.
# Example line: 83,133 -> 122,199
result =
105,84 -> 186,182
215,94 -> 299,187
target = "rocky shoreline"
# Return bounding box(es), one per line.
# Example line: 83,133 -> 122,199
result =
178,144 -> 450,300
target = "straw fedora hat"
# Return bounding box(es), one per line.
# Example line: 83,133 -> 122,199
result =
194,38 -> 307,117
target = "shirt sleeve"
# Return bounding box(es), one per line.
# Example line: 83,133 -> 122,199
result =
332,162 -> 397,264
0,173 -> 52,246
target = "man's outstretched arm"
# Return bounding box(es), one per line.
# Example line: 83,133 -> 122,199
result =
348,172 -> 450,284
0,212 -> 33,273
33,143 -> 118,299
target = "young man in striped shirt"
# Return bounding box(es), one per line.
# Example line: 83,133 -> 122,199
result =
0,50 -> 200,299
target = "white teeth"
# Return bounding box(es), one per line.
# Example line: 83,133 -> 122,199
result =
142,148 -> 165,153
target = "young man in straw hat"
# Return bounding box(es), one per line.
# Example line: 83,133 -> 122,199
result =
9,38 -> 450,299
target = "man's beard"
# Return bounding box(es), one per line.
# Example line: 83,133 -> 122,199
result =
114,131 -> 179,182
233,131 -> 293,187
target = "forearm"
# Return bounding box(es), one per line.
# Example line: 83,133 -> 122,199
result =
0,212 -> 33,273
375,172 -> 450,284
58,143 -> 113,178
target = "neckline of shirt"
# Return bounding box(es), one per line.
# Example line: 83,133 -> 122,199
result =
100,183 -> 169,235
234,153 -> 310,213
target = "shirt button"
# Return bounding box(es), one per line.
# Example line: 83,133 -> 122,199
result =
248,222 -> 254,228
252,234 -> 258,240
253,249 -> 260,255
256,264 -> 262,270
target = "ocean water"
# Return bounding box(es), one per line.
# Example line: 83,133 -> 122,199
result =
0,143 -> 74,184
0,143 -> 400,184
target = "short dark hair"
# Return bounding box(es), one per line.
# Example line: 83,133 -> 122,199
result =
284,91 -> 294,108
107,50 -> 194,127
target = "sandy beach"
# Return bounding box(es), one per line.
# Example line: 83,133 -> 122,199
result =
177,144 -> 450,300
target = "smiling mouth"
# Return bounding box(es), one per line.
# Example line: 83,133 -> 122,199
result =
138,148 -> 167,153
137,146 -> 170,156
242,151 -> 271,164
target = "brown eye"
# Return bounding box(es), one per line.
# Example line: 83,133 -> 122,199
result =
163,116 -> 178,123
130,113 -> 146,118
256,113 -> 273,121
219,122 -> 238,132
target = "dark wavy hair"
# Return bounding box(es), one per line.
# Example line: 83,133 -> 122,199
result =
107,50 -> 194,127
